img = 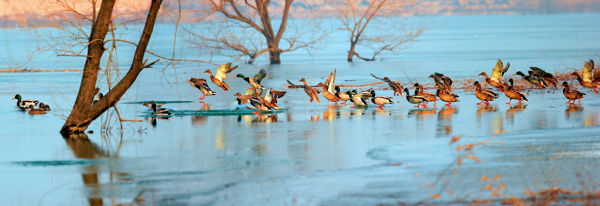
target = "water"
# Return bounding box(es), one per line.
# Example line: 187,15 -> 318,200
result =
1,13 -> 600,205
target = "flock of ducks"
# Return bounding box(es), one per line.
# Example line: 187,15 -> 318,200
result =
13,59 -> 599,116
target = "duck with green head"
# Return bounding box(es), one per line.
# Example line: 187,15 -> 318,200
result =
370,90 -> 393,109
235,69 -> 267,89
334,86 -> 351,104
346,91 -> 368,107
13,94 -> 39,110
403,88 -> 427,108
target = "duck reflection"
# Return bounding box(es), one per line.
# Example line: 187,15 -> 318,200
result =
437,106 -> 458,137
506,103 -> 527,125
191,103 -> 212,126
476,105 -> 503,133
254,113 -> 278,123
63,133 -> 107,206
150,116 -> 169,127
323,107 -> 337,121
565,104 -> 584,121
408,109 -> 437,120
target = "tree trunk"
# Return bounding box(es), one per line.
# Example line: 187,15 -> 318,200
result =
60,0 -> 163,135
347,42 -> 356,62
269,48 -> 281,64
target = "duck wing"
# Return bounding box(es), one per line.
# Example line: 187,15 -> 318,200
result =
491,59 -> 504,82
583,60 -> 594,82
253,69 -> 267,84
325,69 -> 336,94
215,63 -> 231,80
502,62 -> 510,76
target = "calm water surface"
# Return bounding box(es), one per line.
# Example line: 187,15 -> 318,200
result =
1,13 -> 600,205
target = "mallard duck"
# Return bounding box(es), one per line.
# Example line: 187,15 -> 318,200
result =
204,63 -> 237,91
530,67 -> 558,87
233,92 -> 253,105
515,71 -> 547,88
403,88 -> 427,108
299,78 -> 321,103
572,61 -> 600,94
501,79 -> 528,105
414,83 -> 438,107
429,73 -> 453,93
346,91 -> 369,106
236,69 -> 267,89
369,90 -> 393,109
39,102 -> 51,111
317,82 -> 341,104
188,77 -> 216,99
13,94 -> 39,110
151,102 -> 172,116
249,96 -> 272,114
91,92 -> 104,105
269,90 -> 286,103
474,81 -> 499,106
479,59 -> 510,92
562,81 -> 585,104
436,89 -> 459,106
371,73 -> 404,96
143,101 -> 163,108
334,86 -> 352,104
27,105 -> 47,115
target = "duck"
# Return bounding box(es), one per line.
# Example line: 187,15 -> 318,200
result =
151,101 -> 172,116
403,88 -> 427,108
369,90 -> 393,109
436,89 -> 459,106
188,77 -> 216,99
572,60 -> 600,94
500,79 -> 528,105
317,82 -> 341,104
429,73 -> 453,93
92,92 -> 104,105
474,81 -> 499,106
346,91 -> 369,106
530,67 -> 558,87
268,90 -> 286,104
414,83 -> 438,107
39,102 -> 51,111
233,92 -> 253,105
249,96 -> 272,114
370,73 -> 404,96
236,69 -> 267,89
143,101 -> 163,108
27,105 -> 47,115
13,94 -> 39,110
334,86 -> 352,104
204,62 -> 237,91
299,78 -> 321,103
515,71 -> 547,88
562,81 -> 585,104
479,59 -> 510,92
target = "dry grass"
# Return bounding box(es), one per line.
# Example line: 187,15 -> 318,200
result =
0,68 -> 80,73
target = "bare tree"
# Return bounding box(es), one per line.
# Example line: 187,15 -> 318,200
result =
326,0 -> 428,62
188,0 -> 330,64
55,0 -> 164,134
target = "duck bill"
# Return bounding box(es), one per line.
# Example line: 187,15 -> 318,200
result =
12,97 -> 16,100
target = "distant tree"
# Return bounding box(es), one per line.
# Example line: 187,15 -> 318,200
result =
326,0 -> 428,62
188,0 -> 330,64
